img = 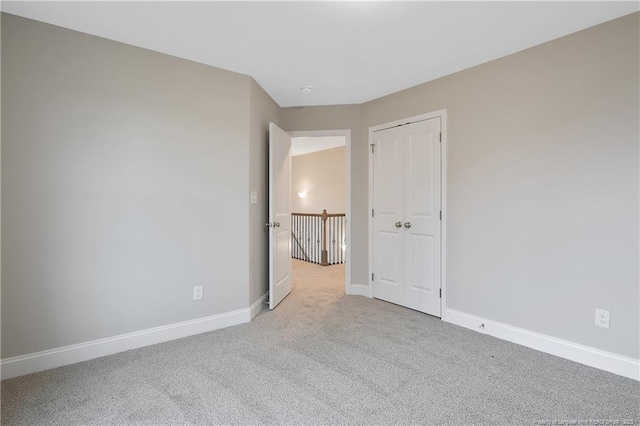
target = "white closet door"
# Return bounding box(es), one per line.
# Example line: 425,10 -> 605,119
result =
402,118 -> 442,316
371,117 -> 442,317
372,126 -> 404,305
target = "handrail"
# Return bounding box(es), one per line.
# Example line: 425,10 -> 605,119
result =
292,212 -> 346,217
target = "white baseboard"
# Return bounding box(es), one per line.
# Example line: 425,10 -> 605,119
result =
443,308 -> 640,381
347,283 -> 372,298
1,307 -> 251,380
250,292 -> 269,319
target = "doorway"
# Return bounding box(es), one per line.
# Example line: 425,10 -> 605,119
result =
289,130 -> 352,296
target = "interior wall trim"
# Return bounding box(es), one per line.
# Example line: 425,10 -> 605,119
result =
347,283 -> 373,298
1,307 -> 251,380
444,308 -> 640,381
250,292 -> 269,319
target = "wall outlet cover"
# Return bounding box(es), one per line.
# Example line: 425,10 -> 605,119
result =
595,308 -> 610,329
193,285 -> 204,301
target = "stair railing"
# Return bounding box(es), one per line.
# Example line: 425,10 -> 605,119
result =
291,210 -> 346,265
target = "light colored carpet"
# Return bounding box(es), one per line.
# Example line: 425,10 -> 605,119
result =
2,259 -> 639,425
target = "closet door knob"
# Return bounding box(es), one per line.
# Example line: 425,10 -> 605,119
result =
395,222 -> 403,228
404,222 -> 412,229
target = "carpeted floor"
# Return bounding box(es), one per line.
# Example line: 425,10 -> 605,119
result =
2,259 -> 639,425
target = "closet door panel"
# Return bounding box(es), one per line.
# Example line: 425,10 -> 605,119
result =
402,119 -> 442,316
372,127 -> 404,305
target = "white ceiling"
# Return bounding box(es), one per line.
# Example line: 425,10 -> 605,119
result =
291,136 -> 346,157
3,2 -> 638,107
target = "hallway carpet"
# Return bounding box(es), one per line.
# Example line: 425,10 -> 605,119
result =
2,260 -> 638,425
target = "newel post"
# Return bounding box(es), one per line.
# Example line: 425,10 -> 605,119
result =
321,209 -> 329,266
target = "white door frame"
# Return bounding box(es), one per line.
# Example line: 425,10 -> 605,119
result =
368,109 -> 448,319
288,129 -> 352,295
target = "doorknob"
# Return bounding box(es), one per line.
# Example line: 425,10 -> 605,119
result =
404,222 -> 412,229
275,222 -> 281,227
395,222 -> 403,228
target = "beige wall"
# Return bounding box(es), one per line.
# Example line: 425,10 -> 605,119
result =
361,12 -> 639,358
1,14 -> 253,358
292,147 -> 346,214
248,79 -> 281,306
3,11 -> 638,364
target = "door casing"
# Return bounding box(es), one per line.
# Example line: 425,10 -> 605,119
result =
368,109 -> 448,320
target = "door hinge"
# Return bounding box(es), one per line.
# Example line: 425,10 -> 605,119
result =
439,210 -> 442,221
372,273 -> 374,281
370,143 -> 375,154
439,288 -> 442,298
439,132 -> 442,142
372,209 -> 375,217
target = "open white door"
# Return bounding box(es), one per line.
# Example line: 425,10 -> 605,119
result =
268,122 -> 292,309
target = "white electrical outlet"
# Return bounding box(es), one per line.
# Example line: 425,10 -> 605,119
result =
193,285 -> 204,301
595,308 -> 610,329
250,191 -> 258,205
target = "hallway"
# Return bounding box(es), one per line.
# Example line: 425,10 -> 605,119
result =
291,259 -> 345,299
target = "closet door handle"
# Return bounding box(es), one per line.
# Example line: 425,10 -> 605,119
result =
404,222 -> 412,229
395,222 -> 403,228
